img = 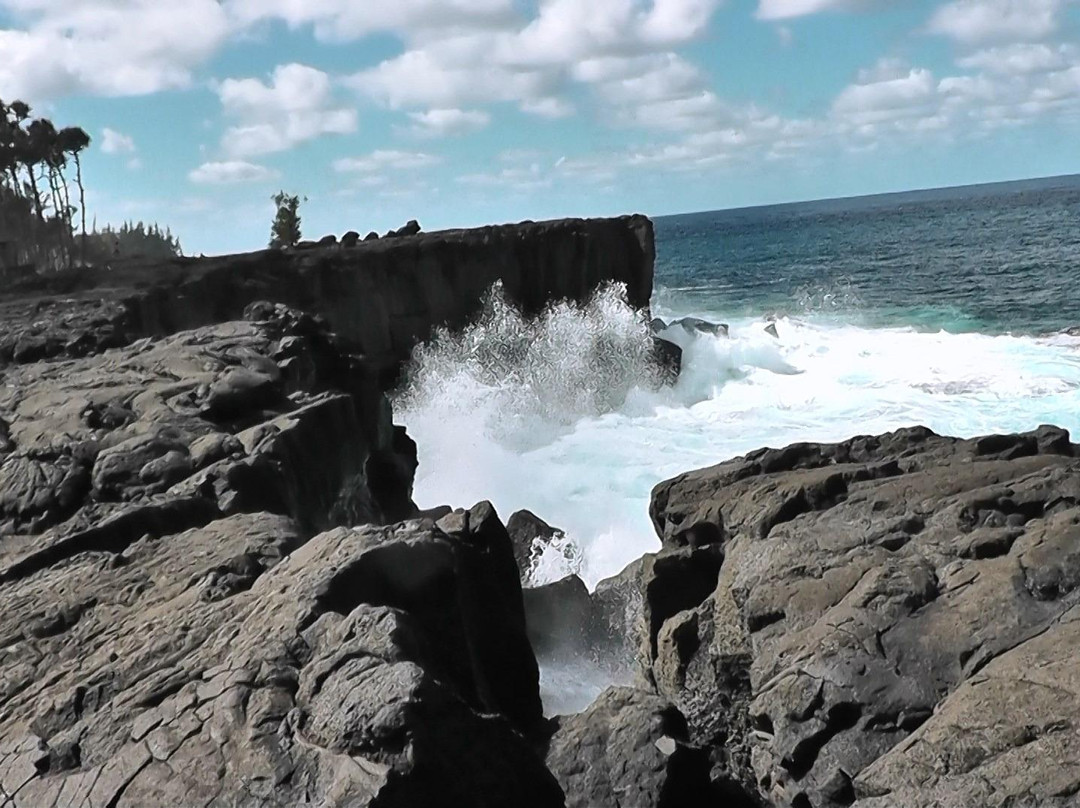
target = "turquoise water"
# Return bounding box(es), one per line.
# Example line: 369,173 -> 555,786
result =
654,174 -> 1080,335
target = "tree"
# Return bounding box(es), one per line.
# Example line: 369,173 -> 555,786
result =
57,126 -> 91,258
0,99 -> 93,270
269,191 -> 303,248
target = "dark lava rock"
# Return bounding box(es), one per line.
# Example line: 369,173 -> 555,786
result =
507,509 -> 564,580
669,317 -> 729,337
651,337 -> 682,385
545,687 -> 713,808
341,230 -> 360,247
0,510 -> 563,807
647,425 -> 1080,807
523,574 -> 598,659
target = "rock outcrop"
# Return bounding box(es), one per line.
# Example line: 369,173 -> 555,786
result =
544,686 -> 712,808
1,216 -> 654,386
646,425 -> 1080,807
0,215 -> 660,808
0,507 -> 567,807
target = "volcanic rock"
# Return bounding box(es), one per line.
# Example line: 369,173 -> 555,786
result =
544,687 -> 713,808
647,425 -> 1080,807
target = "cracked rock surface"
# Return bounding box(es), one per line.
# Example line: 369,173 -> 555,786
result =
648,425 -> 1080,807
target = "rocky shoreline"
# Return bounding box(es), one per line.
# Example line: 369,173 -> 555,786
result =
1,217 -> 1077,807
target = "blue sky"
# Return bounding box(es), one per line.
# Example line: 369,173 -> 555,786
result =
1,0 -> 1078,255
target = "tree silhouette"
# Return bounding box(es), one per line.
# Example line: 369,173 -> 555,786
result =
58,126 -> 91,260
269,191 -> 303,248
0,99 -> 92,270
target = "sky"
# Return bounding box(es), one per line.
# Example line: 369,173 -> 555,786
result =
1,0 -> 1078,256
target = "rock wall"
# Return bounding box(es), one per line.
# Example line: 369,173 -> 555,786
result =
1,216 -> 654,385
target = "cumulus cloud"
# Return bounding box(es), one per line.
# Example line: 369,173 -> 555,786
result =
217,63 -> 357,158
333,150 -> 441,173
0,0 -> 229,101
347,0 -> 723,121
224,0 -> 516,41
957,43 -> 1080,74
406,108 -> 492,137
188,160 -> 278,185
458,162 -> 552,191
833,64 -> 938,124
100,127 -> 136,154
756,0 -> 871,20
927,0 -> 1070,45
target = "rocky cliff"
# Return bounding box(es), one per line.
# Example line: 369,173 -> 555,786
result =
0,216 -> 661,808
0,215 -> 654,386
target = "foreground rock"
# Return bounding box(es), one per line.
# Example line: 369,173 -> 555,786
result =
648,425 -> 1080,807
544,687 -> 712,808
0,506 -> 565,807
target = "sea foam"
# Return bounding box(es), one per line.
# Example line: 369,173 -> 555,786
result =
397,285 -> 1080,590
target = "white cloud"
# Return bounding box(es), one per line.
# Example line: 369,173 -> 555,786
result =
189,160 -> 278,185
223,0 -> 517,41
217,63 -> 357,158
458,162 -> 552,191
956,43 -> 1080,74
927,0 -> 1070,45
0,0 -> 229,101
833,65 -> 938,123
333,150 -> 441,173
348,0 -> 723,119
100,127 -> 135,154
592,53 -> 724,130
756,0 -> 869,20
407,108 -> 491,137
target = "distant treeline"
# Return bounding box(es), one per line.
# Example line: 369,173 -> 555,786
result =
0,99 -> 181,272
85,221 -> 184,263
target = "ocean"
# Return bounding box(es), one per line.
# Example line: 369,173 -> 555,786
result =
394,174 -> 1080,711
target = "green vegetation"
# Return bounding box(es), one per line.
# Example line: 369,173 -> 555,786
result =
83,221 -> 184,263
269,191 -> 304,248
0,99 -> 91,270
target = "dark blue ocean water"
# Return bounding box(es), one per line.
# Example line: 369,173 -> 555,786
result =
653,174 -> 1080,335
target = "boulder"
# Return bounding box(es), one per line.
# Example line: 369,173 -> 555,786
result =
341,231 -> 360,247
669,317 -> 729,338
544,687 -> 713,808
651,337 -> 682,385
507,508 -> 564,579
523,574 -> 598,659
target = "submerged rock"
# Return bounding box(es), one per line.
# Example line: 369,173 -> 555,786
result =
668,316 -> 729,337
